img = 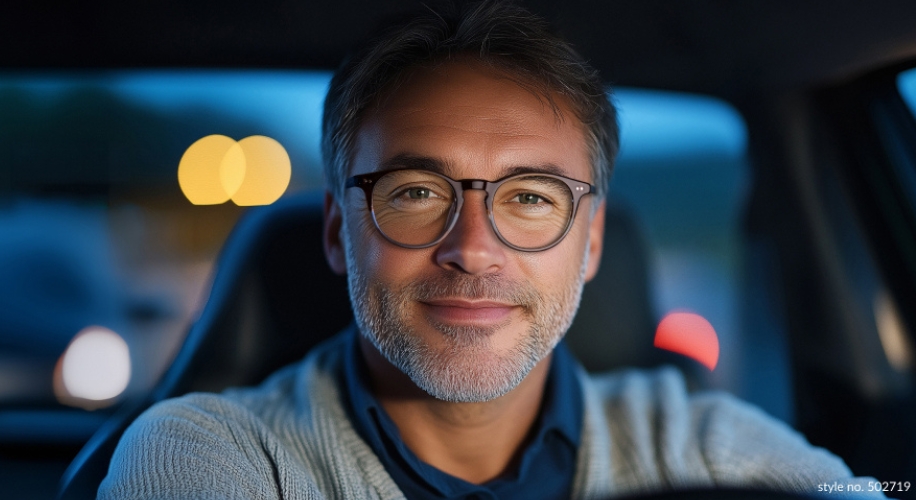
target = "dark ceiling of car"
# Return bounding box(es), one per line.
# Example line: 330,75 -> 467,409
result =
3,0 -> 916,100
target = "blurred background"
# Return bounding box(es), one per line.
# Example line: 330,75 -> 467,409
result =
3,67 -> 915,498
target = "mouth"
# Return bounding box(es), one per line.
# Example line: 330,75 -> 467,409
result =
419,298 -> 518,326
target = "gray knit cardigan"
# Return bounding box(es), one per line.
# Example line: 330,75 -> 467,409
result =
99,332 -> 880,499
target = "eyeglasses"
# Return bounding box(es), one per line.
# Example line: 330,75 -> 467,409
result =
345,168 -> 595,252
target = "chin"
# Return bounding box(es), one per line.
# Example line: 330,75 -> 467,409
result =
384,320 -> 553,403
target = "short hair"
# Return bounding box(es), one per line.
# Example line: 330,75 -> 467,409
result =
321,0 -> 618,200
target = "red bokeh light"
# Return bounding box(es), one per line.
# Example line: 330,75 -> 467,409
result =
654,311 -> 719,370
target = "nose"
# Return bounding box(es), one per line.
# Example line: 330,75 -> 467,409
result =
434,189 -> 507,274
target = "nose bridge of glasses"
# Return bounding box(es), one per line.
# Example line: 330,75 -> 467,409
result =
454,184 -> 491,220
439,187 -> 505,266
459,179 -> 488,191
452,179 -> 497,224
448,186 -> 497,242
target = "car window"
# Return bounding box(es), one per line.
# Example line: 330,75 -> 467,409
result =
611,88 -> 753,399
0,71 -> 752,431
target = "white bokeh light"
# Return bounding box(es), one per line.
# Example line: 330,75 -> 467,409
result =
61,326 -> 131,401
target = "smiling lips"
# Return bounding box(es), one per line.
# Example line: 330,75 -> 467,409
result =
421,298 -> 517,325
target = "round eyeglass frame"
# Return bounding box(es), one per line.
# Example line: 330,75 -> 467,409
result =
344,168 -> 596,252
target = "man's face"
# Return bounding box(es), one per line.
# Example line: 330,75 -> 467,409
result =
324,60 -> 604,402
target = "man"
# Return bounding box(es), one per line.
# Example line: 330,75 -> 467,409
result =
100,2 -> 881,498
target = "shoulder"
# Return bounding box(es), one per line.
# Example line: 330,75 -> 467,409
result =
126,390 -> 275,443
115,329 -> 355,458
99,392 -> 293,499
580,367 -> 878,495
153,330 -> 352,430
99,330 -> 400,499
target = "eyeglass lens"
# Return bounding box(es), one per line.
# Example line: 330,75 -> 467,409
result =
370,170 -> 574,249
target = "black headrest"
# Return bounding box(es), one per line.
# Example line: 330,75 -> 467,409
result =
155,192 -> 352,398
566,201 -> 660,372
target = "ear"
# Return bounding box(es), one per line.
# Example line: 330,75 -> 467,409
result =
583,199 -> 605,282
323,191 -> 348,275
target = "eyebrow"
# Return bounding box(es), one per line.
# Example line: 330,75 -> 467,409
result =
501,164 -> 566,178
379,153 -> 568,180
380,154 -> 451,175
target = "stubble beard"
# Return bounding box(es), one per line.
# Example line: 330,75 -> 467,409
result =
344,228 -> 588,403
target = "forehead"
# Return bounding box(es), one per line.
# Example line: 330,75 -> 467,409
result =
351,60 -> 591,181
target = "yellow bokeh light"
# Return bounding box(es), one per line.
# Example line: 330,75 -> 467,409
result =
219,141 -> 247,199
178,134 -> 292,206
178,135 -> 238,205
232,136 -> 292,206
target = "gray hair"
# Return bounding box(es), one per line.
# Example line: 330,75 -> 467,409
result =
321,0 -> 618,200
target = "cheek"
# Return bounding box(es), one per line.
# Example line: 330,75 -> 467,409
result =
525,213 -> 593,284
342,206 -> 430,283
341,205 -> 378,270
514,242 -> 585,291
345,206 -> 377,245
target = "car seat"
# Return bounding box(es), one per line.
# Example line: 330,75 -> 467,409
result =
58,190 -> 677,498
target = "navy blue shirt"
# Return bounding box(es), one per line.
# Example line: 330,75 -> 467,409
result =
342,328 -> 584,500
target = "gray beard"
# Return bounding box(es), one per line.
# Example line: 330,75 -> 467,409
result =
344,227 -> 588,403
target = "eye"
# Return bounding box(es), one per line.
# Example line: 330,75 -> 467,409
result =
407,187 -> 432,199
515,193 -> 547,205
388,184 -> 447,204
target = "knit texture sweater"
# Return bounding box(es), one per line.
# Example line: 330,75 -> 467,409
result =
99,332 -> 879,499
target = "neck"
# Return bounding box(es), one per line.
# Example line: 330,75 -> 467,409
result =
358,335 -> 552,484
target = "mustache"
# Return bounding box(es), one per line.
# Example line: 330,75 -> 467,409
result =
402,272 -> 538,306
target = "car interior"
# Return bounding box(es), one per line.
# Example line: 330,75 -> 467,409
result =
2,1 -> 916,499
